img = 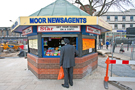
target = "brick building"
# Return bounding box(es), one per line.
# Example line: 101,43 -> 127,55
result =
80,5 -> 96,15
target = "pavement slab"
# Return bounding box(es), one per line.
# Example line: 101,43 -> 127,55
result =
0,56 -> 135,90
0,57 -> 120,90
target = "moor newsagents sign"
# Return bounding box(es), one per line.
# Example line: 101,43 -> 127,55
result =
30,17 -> 87,24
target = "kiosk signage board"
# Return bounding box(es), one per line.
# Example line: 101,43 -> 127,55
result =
37,26 -> 81,32
86,26 -> 101,35
11,18 -> 20,30
22,26 -> 33,35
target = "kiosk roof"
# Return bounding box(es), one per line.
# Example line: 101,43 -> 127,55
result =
30,0 -> 90,16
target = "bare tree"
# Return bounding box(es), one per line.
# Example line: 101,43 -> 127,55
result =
72,0 -> 134,16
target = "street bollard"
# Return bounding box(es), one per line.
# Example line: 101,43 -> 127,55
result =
130,44 -> 135,60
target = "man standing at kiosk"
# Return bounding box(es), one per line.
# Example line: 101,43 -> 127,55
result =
60,38 -> 79,88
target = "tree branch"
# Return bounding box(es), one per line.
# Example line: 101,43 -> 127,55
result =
100,0 -> 114,16
73,0 -> 134,16
88,0 -> 93,15
100,4 -> 112,16
93,0 -> 116,8
96,0 -> 107,16
75,0 -> 87,12
92,0 -> 99,7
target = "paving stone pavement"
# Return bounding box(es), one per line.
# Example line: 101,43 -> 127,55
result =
0,57 -> 121,90
1,56 -> 135,90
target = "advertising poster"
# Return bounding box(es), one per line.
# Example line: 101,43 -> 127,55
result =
82,39 -> 95,50
29,39 -> 38,49
32,39 -> 38,49
29,40 -> 33,48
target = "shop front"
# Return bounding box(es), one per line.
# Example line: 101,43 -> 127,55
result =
27,25 -> 100,79
11,0 -> 112,79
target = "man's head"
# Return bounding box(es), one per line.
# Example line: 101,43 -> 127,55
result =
64,38 -> 70,44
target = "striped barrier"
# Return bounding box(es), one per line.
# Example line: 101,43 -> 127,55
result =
104,57 -> 135,89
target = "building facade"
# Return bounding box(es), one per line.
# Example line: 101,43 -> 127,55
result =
0,27 -> 27,43
100,9 -> 135,44
80,5 -> 96,15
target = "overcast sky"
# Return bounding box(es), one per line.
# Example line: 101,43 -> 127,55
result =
0,0 -> 134,27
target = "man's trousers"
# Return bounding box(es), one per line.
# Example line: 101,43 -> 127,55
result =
63,67 -> 73,86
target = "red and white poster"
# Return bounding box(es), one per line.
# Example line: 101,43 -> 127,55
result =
86,26 -> 101,35
37,26 -> 81,32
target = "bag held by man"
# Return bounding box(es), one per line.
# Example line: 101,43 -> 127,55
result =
57,66 -> 64,80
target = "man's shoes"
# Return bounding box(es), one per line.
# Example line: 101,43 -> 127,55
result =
62,84 -> 69,88
69,83 -> 73,86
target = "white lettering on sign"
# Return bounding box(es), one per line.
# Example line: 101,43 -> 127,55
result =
86,26 -> 101,35
37,26 -> 81,32
22,26 -> 33,35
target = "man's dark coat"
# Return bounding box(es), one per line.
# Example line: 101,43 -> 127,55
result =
60,44 -> 79,68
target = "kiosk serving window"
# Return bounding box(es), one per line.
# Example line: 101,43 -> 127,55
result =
42,37 -> 76,57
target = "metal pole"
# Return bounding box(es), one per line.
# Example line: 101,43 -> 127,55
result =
127,37 -> 129,51
131,41 -> 135,60
111,32 -> 114,77
133,44 -> 135,60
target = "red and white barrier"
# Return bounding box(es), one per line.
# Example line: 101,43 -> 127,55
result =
104,57 -> 135,89
110,60 -> 135,64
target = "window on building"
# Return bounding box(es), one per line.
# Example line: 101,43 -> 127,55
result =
107,16 -> 110,21
11,32 -> 13,37
122,32 -> 126,38
1,30 -> 3,37
130,24 -> 133,27
115,32 -> 121,38
130,16 -> 133,21
6,30 -> 9,37
122,32 -> 126,35
115,16 -> 118,21
122,24 -> 125,29
15,33 -> 16,37
107,32 -> 109,36
114,24 -> 118,29
21,34 -> 23,37
20,33 -> 21,37
86,6 -> 89,8
122,16 -> 125,21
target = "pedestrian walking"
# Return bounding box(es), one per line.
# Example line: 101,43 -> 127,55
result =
119,43 -> 124,54
60,38 -> 79,88
106,40 -> 109,49
101,41 -> 103,49
112,41 -> 117,53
